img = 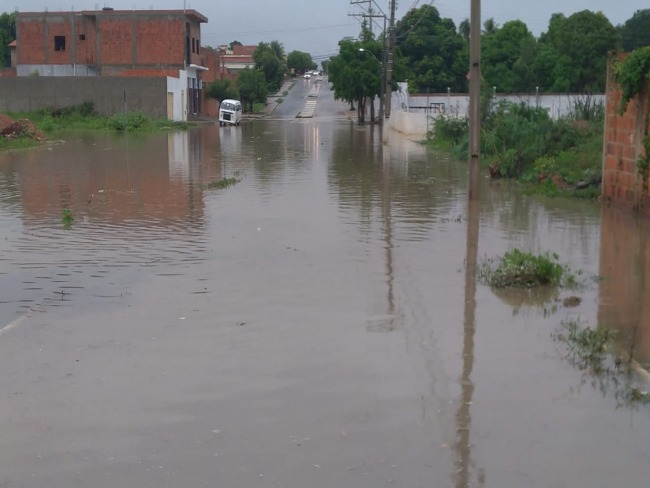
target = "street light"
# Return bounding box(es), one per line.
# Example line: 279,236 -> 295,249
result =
359,48 -> 384,122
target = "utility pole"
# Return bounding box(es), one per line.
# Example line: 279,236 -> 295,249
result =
468,0 -> 481,201
383,0 -> 397,118
350,0 -> 387,124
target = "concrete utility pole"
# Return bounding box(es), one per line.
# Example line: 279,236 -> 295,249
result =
468,0 -> 481,200
349,0 -> 387,124
384,0 -> 397,118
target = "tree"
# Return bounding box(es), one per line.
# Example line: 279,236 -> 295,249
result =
253,41 -> 285,93
229,40 -> 242,50
269,40 -> 285,62
0,12 -> 16,68
205,78 -> 239,104
321,59 -> 330,74
328,38 -> 382,124
482,20 -> 538,92
537,10 -> 618,92
287,50 -> 314,74
394,4 -> 468,93
620,10 -> 650,51
237,68 -> 268,112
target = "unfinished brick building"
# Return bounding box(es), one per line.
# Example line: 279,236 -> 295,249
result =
13,8 -> 209,118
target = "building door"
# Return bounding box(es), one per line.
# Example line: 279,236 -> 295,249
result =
167,92 -> 174,120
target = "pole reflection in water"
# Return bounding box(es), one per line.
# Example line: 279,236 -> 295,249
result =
454,185 -> 483,487
382,141 -> 395,330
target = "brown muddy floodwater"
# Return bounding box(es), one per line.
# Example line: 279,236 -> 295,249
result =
0,121 -> 649,488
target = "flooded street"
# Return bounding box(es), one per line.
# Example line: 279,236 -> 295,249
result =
1,101 -> 650,486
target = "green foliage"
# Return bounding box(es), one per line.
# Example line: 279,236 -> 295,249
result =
0,12 -> 16,68
287,50 -> 314,74
555,319 -> 613,373
612,46 -> 650,114
205,78 -> 239,103
482,20 -> 538,92
395,4 -> 468,93
554,319 -> 650,407
429,114 -> 467,146
61,208 -> 74,229
206,176 -> 240,190
253,41 -> 286,93
328,36 -> 383,124
237,68 -> 268,112
106,112 -> 149,131
620,9 -> 650,52
478,248 -> 565,288
536,11 -> 617,93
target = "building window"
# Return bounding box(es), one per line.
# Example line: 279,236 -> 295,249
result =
196,39 -> 200,52
79,34 -> 86,41
192,38 -> 196,53
54,36 -> 66,51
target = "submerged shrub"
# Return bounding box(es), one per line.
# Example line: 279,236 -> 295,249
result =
106,112 -> 150,131
479,249 -> 565,288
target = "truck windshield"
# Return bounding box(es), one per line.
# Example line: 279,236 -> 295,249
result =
221,102 -> 236,111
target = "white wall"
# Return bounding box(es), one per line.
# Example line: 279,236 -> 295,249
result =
405,92 -> 606,120
166,70 -> 188,122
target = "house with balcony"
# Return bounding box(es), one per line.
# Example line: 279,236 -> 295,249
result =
10,7 -> 210,120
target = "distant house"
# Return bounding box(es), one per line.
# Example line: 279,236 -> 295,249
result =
11,8 -> 210,119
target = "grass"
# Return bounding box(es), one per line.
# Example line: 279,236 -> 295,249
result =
553,319 -> 650,407
0,136 -> 40,151
6,102 -> 188,134
206,176 -> 240,190
478,249 -> 568,288
252,102 -> 267,113
428,100 -> 604,199
61,208 -> 74,229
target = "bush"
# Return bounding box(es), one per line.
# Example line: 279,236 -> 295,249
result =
429,114 -> 468,146
479,249 -> 565,288
106,112 -> 150,131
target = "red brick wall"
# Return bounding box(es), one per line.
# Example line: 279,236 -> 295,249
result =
98,18 -> 133,65
603,55 -> 650,215
135,19 -> 184,65
16,11 -> 206,70
17,18 -> 47,64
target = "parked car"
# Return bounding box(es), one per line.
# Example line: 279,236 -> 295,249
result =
219,99 -> 242,126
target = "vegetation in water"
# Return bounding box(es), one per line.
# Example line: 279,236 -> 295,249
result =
553,319 -> 650,407
477,249 -> 580,288
61,208 -> 74,229
206,176 -> 241,190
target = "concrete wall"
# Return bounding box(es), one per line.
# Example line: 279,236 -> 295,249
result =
16,64 -> 99,77
405,92 -> 605,120
388,110 -> 428,138
0,77 -> 168,118
602,57 -> 650,215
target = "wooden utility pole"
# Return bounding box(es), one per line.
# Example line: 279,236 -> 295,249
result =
384,0 -> 397,118
468,0 -> 481,200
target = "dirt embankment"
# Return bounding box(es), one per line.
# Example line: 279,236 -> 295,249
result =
0,114 -> 46,142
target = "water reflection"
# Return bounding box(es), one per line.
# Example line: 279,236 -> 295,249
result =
599,206 -> 650,368
0,130 -> 210,326
455,193 -> 481,488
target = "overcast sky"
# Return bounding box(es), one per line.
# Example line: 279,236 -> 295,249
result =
9,0 -> 650,61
